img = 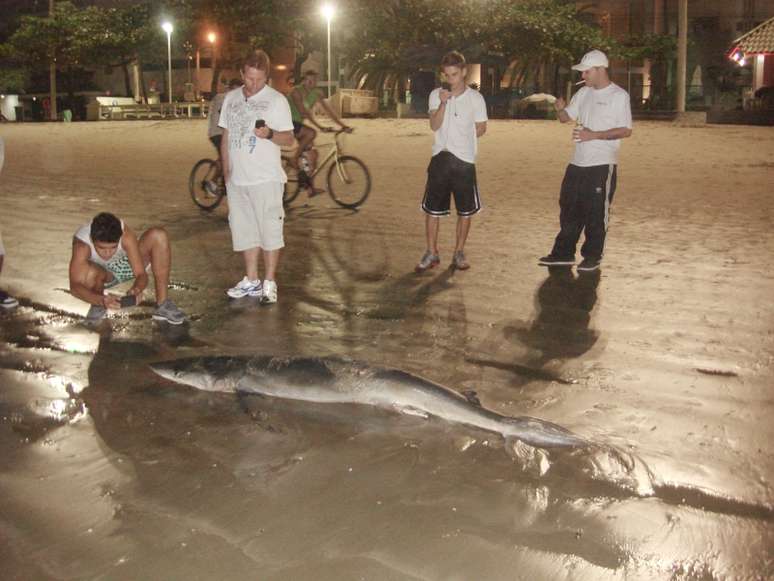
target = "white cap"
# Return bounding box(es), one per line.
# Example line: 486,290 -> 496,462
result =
571,50 -> 609,71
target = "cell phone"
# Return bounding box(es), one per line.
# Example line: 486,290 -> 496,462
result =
120,294 -> 137,308
254,119 -> 265,129
441,82 -> 451,91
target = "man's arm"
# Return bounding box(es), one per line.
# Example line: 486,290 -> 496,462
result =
69,239 -> 118,308
429,88 -> 451,131
553,97 -> 572,123
220,128 -> 230,183
575,126 -> 632,142
255,125 -> 294,147
269,130 -> 295,147
121,227 -> 148,297
429,104 -> 447,131
317,98 -> 350,130
475,121 -> 487,138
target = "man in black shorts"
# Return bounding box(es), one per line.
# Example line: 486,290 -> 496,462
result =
416,51 -> 488,272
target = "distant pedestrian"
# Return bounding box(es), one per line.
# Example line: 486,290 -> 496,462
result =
415,51 -> 488,273
539,50 -> 632,271
218,50 -> 295,304
208,78 -> 242,161
0,137 -> 18,309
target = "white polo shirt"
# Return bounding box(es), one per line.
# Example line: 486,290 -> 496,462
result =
218,84 -> 294,185
564,83 -> 632,167
428,87 -> 488,164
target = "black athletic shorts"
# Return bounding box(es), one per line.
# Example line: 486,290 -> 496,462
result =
421,151 -> 481,217
209,134 -> 222,152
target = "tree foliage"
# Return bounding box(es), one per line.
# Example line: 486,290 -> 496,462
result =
340,0 -> 620,96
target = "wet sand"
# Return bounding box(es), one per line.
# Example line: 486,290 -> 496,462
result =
0,118 -> 772,579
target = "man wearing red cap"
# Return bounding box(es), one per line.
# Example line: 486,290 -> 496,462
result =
540,50 -> 633,271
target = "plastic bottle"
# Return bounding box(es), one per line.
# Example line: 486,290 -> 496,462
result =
573,119 -> 583,143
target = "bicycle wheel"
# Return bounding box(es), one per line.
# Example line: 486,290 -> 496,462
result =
189,158 -> 225,211
327,155 -> 371,209
282,159 -> 303,205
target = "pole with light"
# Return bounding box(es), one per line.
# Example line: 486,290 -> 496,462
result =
195,32 -> 216,99
321,4 -> 335,100
162,21 -> 174,104
207,32 -> 217,95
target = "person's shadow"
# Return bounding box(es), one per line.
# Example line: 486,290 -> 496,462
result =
469,266 -> 601,383
517,266 -> 601,367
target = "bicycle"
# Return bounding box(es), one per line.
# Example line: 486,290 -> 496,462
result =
282,128 -> 371,209
189,158 -> 226,211
189,128 -> 371,211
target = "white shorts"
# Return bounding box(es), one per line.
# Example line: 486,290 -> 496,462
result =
227,182 -> 285,252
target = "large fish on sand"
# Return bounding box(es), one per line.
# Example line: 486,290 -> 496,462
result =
150,356 -> 586,449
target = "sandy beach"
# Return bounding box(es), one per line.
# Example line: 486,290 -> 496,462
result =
1,117 -> 772,580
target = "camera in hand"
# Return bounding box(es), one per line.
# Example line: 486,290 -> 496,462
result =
120,294 -> 137,308
441,82 -> 451,91
254,119 -> 265,129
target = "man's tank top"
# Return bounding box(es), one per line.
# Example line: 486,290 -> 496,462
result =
74,221 -> 127,270
288,87 -> 322,124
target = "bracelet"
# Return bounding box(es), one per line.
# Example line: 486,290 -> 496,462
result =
266,128 -> 274,140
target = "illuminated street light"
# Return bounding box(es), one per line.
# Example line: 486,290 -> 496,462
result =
321,4 -> 335,100
162,21 -> 174,104
197,32 -> 217,99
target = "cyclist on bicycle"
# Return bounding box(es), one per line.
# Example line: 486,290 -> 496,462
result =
287,70 -> 352,171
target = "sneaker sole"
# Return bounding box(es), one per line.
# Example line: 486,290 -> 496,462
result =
415,261 -> 440,273
226,289 -> 262,298
452,262 -> 470,270
577,264 -> 601,271
538,259 -> 575,266
152,313 -> 186,325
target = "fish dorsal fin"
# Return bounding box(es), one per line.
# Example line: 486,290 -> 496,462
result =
394,404 -> 429,419
461,390 -> 481,407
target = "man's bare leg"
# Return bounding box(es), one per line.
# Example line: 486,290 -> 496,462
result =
242,247 -> 261,282
454,216 -> 472,253
415,215 -> 442,272
139,227 -> 172,304
262,249 -> 280,281
425,215 -> 440,255
293,126 -> 316,168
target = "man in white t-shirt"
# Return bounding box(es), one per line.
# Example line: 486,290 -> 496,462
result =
415,51 -> 488,273
540,49 -> 632,271
218,50 -> 295,303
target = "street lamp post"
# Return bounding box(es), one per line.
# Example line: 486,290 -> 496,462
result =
195,34 -> 215,99
321,4 -> 335,100
207,32 -> 217,95
162,22 -> 174,105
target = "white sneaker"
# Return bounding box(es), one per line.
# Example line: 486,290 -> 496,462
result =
226,277 -> 262,298
0,291 -> 18,309
261,279 -> 277,304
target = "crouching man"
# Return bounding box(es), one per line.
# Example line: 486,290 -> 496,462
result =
69,212 -> 186,325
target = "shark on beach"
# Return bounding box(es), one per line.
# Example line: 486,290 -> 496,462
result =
150,355 -> 587,449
